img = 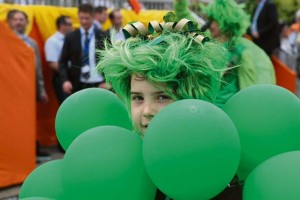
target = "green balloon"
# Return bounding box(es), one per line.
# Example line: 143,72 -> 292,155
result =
143,99 -> 241,200
19,160 -> 63,199
62,126 -> 156,200
223,85 -> 300,180
243,151 -> 300,200
55,88 -> 132,150
19,198 -> 56,200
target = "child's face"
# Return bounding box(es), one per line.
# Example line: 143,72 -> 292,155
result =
130,74 -> 174,135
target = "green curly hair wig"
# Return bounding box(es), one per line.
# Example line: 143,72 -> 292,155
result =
97,31 -> 228,107
204,0 -> 250,38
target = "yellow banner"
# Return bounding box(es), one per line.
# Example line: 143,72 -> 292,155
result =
0,3 -> 168,41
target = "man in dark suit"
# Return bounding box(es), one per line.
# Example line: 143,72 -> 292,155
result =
250,0 -> 280,56
59,4 -> 109,94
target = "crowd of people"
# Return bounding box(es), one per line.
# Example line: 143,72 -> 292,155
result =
5,4 -> 126,161
3,0 -> 300,199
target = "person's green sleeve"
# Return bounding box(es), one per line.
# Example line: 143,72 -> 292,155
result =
216,70 -> 239,108
238,49 -> 257,89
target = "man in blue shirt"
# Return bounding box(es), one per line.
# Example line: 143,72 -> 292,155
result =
45,15 -> 73,103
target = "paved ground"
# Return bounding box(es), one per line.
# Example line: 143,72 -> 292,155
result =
0,146 -> 64,200
1,79 -> 300,200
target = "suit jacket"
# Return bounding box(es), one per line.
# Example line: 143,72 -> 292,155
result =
59,27 -> 109,92
28,37 -> 46,100
251,0 -> 280,55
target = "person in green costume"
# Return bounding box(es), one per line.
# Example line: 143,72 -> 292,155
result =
98,12 -> 241,200
174,0 -> 276,107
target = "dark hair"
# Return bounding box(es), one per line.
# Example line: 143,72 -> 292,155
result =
56,15 -> 70,29
6,9 -> 28,21
109,9 -> 120,20
95,6 -> 107,14
78,4 -> 94,14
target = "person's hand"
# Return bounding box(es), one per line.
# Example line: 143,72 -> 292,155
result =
63,81 -> 73,94
252,31 -> 260,39
99,82 -> 112,90
39,92 -> 49,104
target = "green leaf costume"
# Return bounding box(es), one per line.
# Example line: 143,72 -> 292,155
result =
174,0 -> 276,107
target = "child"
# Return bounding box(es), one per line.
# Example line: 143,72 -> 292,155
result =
98,12 -> 228,135
98,12 -> 240,200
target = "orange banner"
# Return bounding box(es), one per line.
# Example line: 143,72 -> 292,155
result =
0,22 -> 36,187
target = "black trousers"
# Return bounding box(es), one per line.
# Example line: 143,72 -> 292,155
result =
52,75 -> 69,103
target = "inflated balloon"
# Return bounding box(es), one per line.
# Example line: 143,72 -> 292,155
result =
62,126 -> 156,200
55,88 -> 132,150
19,198 -> 55,200
223,85 -> 300,180
19,160 -> 63,199
243,151 -> 300,200
143,99 -> 241,200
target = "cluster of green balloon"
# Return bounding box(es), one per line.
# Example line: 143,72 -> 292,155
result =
20,126 -> 156,200
243,151 -> 300,200
19,198 -> 55,200
55,88 -> 132,150
62,126 -> 156,200
143,99 -> 241,200
223,84 -> 300,180
19,160 -> 63,199
20,89 -> 156,199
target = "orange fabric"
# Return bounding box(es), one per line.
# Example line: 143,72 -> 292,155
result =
272,55 -> 297,93
0,22 -> 36,187
129,0 -> 142,14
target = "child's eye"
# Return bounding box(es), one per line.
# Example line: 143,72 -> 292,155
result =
157,95 -> 171,101
131,95 -> 144,101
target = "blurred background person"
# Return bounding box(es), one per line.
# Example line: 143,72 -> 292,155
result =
290,9 -> 300,76
93,6 -> 107,30
44,15 -> 73,104
6,9 -> 50,162
59,4 -> 109,94
250,0 -> 280,56
6,10 -> 48,105
109,9 -> 125,43
291,9 -> 300,34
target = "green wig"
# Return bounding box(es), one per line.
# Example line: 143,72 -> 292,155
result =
97,15 -> 229,106
204,0 -> 250,38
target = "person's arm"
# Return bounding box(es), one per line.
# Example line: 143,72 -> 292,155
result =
59,34 -> 73,94
33,41 -> 49,104
44,38 -> 59,72
174,0 -> 196,21
257,3 -> 278,38
238,49 -> 257,89
47,62 -> 59,72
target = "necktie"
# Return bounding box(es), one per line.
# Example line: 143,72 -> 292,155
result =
82,31 -> 90,79
83,31 -> 89,65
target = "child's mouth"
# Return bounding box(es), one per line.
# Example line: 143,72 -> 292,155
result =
142,124 -> 148,129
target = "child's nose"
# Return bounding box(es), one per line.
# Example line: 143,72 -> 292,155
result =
142,102 -> 156,118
